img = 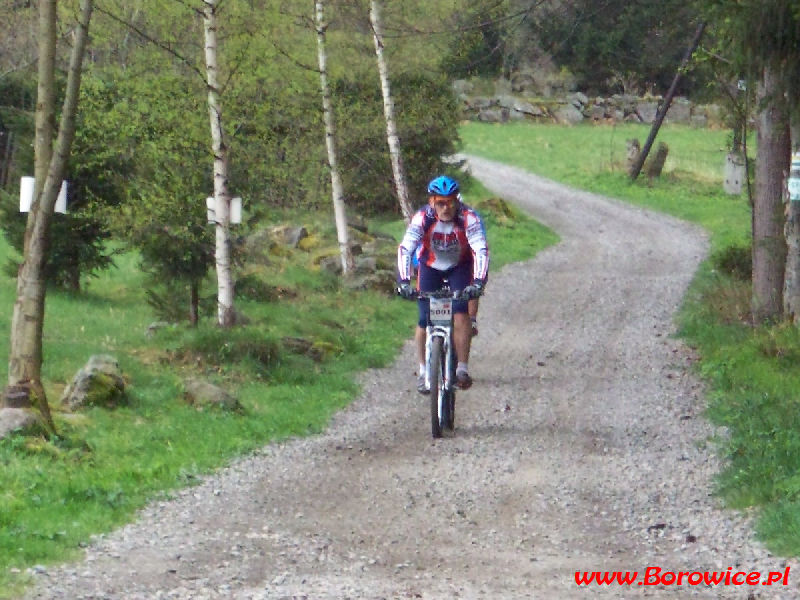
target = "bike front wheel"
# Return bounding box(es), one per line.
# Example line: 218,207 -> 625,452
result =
429,337 -> 448,438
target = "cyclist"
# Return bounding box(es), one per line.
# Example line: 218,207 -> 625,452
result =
397,175 -> 489,393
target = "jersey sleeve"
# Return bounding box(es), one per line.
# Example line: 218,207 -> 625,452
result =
464,209 -> 489,282
397,210 -> 426,281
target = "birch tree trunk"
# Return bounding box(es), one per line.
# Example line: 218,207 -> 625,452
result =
202,0 -> 235,327
315,0 -> 354,275
752,66 -> 790,323
6,0 -> 93,429
369,0 -> 413,222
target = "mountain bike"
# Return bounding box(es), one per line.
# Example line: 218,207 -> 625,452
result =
419,286 -> 459,438
406,283 -> 480,438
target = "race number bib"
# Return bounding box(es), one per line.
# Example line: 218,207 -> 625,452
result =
430,297 -> 452,322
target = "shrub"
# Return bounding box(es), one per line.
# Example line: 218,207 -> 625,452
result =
712,244 -> 751,281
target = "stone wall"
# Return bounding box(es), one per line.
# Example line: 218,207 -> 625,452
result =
457,85 -> 725,128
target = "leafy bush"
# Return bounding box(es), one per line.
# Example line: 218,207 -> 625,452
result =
333,71 -> 462,216
178,327 -> 280,369
712,244 -> 751,281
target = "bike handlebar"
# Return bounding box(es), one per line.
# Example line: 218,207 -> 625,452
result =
397,286 -> 482,301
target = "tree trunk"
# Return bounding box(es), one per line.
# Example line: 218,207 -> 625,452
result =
369,0 -> 413,222
7,0 -> 93,431
783,96 -> 800,320
315,0 -> 354,276
0,129 -> 14,187
189,281 -> 199,327
202,0 -> 235,327
33,1 -> 56,199
753,66 -> 790,323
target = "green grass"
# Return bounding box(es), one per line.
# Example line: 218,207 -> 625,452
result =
0,184 -> 555,596
460,121 -> 752,252
461,120 -> 800,557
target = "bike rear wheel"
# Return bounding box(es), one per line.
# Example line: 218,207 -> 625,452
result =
429,337 -> 448,438
446,348 -> 456,431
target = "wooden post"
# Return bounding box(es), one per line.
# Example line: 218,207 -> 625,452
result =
626,139 -> 640,177
645,143 -> 669,179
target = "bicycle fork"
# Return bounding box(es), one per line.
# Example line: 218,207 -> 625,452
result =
425,326 -> 452,393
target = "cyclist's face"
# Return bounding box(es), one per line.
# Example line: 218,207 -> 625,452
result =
430,194 -> 457,221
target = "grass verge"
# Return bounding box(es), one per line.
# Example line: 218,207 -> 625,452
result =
462,120 -> 800,557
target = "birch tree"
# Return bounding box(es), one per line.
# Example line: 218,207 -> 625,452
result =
5,0 -> 93,429
314,1 -> 354,275
202,0 -> 236,327
369,0 -> 413,221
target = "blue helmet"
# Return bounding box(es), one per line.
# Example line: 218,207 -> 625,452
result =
427,175 -> 459,196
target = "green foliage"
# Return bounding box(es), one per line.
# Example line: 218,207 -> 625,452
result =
0,192 -> 116,290
76,69 -> 215,314
440,1 -> 509,78
0,71 -> 116,291
333,71 -> 462,215
175,327 -> 281,370
536,0 -> 705,95
701,0 -> 800,103
712,244 -> 751,280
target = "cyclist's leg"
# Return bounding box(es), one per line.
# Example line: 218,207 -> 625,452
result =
448,262 -> 473,387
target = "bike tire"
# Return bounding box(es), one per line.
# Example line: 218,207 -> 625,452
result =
429,337 -> 446,438
444,343 -> 457,431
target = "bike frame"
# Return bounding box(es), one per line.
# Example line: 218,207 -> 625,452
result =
425,294 -> 456,398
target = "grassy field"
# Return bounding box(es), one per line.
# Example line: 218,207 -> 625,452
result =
462,120 -> 800,557
0,179 -> 556,596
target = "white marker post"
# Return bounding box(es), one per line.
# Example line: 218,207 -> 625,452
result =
19,177 -> 68,213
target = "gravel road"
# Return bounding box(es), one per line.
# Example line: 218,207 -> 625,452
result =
23,156 -> 799,599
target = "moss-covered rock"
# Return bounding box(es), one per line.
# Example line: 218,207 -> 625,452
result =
61,355 -> 127,411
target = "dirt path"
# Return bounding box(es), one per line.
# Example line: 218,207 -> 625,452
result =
25,157 -> 796,599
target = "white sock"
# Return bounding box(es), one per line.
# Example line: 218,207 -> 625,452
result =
457,362 -> 468,374
419,363 -> 426,376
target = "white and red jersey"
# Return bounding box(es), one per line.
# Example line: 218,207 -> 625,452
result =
397,203 -> 489,282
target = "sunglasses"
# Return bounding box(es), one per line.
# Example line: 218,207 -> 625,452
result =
431,195 -> 456,209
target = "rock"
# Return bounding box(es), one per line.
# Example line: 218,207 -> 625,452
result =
0,408 -> 46,440
319,255 -> 343,275
590,104 -> 606,121
296,235 -> 321,252
342,270 -> 397,294
452,79 -> 474,95
468,97 -> 494,111
183,378 -> 241,411
478,108 -> 508,123
281,337 -> 341,362
665,97 -> 691,124
145,321 -> 171,338
347,214 -> 369,233
567,92 -> 588,108
354,256 -> 378,274
636,101 -> 660,124
61,355 -> 126,411
513,100 -> 544,118
553,103 -> 584,125
269,225 -> 309,248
